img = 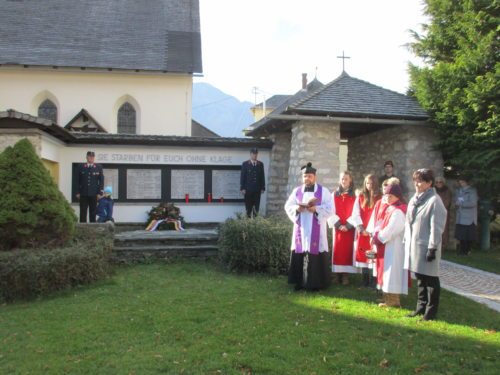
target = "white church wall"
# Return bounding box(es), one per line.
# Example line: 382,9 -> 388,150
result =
56,144 -> 270,223
40,133 -> 64,163
0,68 -> 192,136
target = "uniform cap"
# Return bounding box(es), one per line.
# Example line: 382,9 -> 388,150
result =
250,147 -> 258,154
87,151 -> 95,156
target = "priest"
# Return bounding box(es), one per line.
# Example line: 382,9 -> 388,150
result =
285,162 -> 333,291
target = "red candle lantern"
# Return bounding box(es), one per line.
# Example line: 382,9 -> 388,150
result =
220,196 -> 224,203
208,193 -> 212,203
185,193 -> 189,203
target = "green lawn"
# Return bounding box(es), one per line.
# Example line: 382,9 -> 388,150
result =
442,246 -> 500,275
1,261 -> 498,374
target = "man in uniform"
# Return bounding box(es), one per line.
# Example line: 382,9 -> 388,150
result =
76,151 -> 104,223
240,148 -> 265,218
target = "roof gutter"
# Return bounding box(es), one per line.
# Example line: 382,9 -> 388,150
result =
266,114 -> 430,126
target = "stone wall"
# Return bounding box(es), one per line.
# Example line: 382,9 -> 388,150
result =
287,121 -> 341,195
266,131 -> 291,214
347,125 -> 444,199
0,129 -> 42,155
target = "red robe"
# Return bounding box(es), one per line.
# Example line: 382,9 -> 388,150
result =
332,192 -> 356,270
355,194 -> 381,264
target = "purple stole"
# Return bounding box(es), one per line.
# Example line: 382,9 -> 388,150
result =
294,184 -> 323,255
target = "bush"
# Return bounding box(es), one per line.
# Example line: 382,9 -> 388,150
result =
0,139 -> 77,250
218,215 -> 293,275
0,226 -> 113,302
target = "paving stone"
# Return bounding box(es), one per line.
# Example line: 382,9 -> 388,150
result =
440,260 -> 500,312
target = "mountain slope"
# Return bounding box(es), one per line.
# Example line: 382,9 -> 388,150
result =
192,83 -> 254,137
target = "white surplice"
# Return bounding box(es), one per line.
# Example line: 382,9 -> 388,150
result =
372,207 -> 408,294
284,184 -> 333,253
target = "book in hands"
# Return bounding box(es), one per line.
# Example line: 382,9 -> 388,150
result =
297,197 -> 319,208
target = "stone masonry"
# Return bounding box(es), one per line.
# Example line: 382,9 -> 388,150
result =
0,129 -> 42,155
286,121 -> 341,197
266,131 -> 292,214
347,125 -> 443,200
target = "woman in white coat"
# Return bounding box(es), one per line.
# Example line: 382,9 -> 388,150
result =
368,180 -> 408,307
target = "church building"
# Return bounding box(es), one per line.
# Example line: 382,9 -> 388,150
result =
0,0 -> 271,222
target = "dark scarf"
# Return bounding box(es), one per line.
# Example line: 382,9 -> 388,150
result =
408,188 -> 434,225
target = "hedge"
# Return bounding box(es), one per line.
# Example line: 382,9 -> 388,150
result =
0,139 -> 77,250
218,215 -> 293,275
0,224 -> 114,302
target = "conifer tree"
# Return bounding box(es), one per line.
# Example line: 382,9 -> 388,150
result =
409,0 -> 499,197
0,139 -> 77,250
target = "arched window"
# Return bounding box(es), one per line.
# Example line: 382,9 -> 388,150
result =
117,102 -> 136,134
38,99 -> 58,123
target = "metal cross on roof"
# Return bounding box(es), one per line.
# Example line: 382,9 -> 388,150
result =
337,51 -> 351,72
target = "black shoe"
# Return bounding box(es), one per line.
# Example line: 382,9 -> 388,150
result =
406,310 -> 425,318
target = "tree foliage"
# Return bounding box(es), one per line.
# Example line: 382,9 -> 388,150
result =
408,0 -> 499,197
0,139 -> 77,250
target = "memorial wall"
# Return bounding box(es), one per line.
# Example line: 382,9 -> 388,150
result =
64,146 -> 271,222
72,164 -> 242,203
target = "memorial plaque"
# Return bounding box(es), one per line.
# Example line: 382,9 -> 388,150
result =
212,170 -> 241,199
171,169 -> 205,199
103,169 -> 119,198
126,169 -> 161,199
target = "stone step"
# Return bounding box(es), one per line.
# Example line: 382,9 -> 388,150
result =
114,238 -> 218,248
112,245 -> 219,262
112,228 -> 220,262
114,222 -> 220,233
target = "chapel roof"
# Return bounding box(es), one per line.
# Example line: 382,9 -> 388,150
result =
0,0 -> 202,74
289,71 -> 428,119
245,72 -> 428,137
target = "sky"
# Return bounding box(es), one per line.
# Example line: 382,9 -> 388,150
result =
194,0 -> 429,104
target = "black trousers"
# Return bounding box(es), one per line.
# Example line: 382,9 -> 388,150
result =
459,240 -> 473,255
288,251 -> 331,290
80,195 -> 97,223
415,273 -> 440,319
244,192 -> 261,218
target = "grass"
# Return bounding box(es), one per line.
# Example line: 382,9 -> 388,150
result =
442,245 -> 500,275
1,261 -> 499,374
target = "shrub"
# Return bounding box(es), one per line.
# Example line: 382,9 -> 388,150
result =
218,215 -> 293,275
0,225 -> 113,302
0,139 -> 77,250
